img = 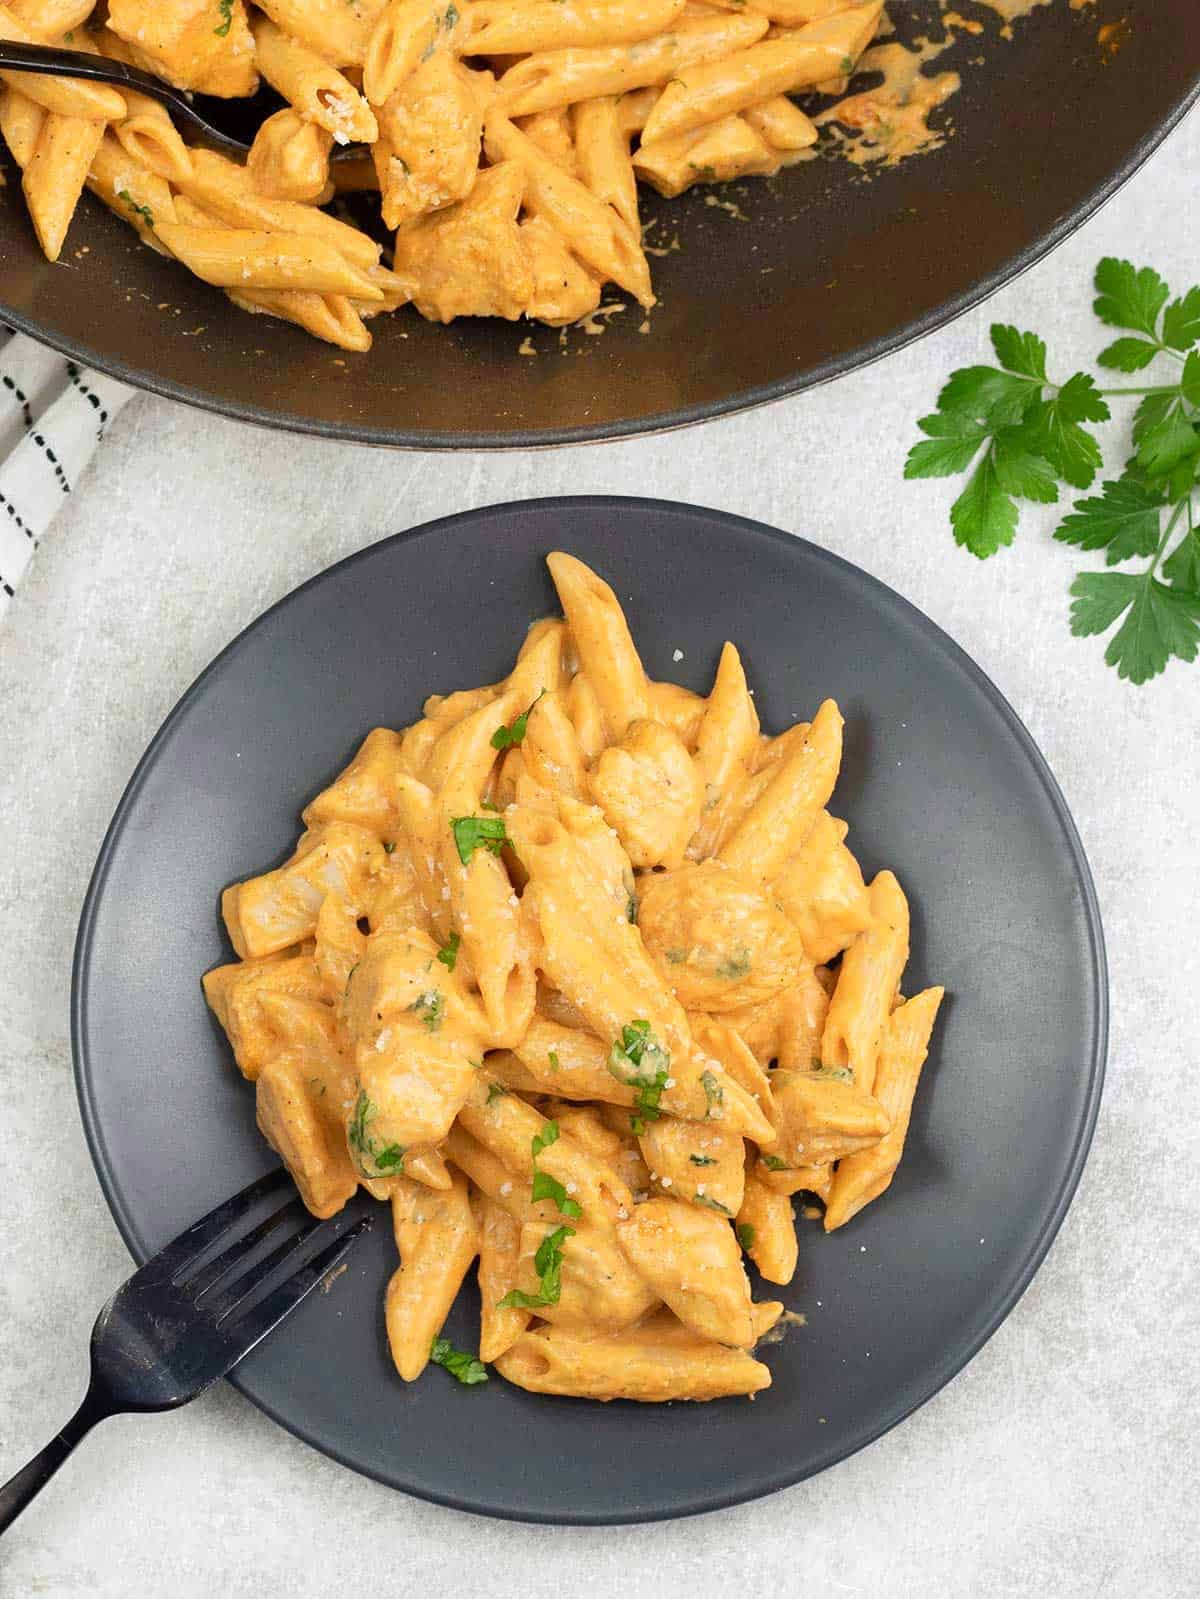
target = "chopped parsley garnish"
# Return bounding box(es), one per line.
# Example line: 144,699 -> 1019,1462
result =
429,1336 -> 488,1385
608,1021 -> 670,1134
761,1154 -> 790,1172
347,1090 -> 406,1179
529,1120 -> 582,1218
498,1223 -> 575,1309
486,1081 -> 507,1105
689,1154 -> 717,1166
451,814 -> 509,865
626,892 -> 638,924
547,1051 -> 561,1072
812,1063 -> 853,1082
118,189 -> 154,229
214,0 -> 233,37
694,1192 -> 733,1216
715,949 -> 752,980
700,1069 -> 724,1119
490,689 -> 545,750
408,989 -> 444,1032
436,931 -> 461,972
736,1223 -> 756,1251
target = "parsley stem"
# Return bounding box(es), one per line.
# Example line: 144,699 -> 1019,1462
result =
1151,499 -> 1188,577
1096,384 -> 1180,396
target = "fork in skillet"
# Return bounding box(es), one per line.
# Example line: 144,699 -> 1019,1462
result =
0,1167 -> 373,1534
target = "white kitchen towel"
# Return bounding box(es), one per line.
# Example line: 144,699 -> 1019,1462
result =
1,326 -> 133,622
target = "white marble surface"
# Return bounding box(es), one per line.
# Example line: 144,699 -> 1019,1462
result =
1,97 -> 1198,1599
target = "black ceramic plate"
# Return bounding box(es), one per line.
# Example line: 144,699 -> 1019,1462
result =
73,499 -> 1106,1523
3,4 -> 1199,447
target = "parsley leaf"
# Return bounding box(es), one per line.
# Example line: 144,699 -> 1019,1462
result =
490,690 -> 545,751
937,364 -> 1040,427
608,1022 -> 670,1130
950,450 -> 1019,558
694,1192 -> 733,1215
1055,479 -> 1164,564
990,324 -> 1047,381
700,1069 -> 723,1119
689,1153 -> 717,1166
1163,527 -> 1200,592
529,1120 -> 582,1217
736,1223 -> 755,1251
1164,289 -> 1200,354
1070,571 -> 1200,684
1093,257 -> 1171,338
436,931 -> 461,971
214,0 -> 233,37
1097,336 -> 1161,373
451,815 -> 509,864
118,189 -> 154,229
347,1091 -> 406,1179
498,1223 -> 574,1309
430,1337 -> 488,1385
761,1154 -> 790,1172
486,1081 -> 507,1105
904,411 -> 990,479
408,989 -> 444,1032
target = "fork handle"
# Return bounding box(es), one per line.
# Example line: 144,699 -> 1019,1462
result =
0,1386 -> 112,1537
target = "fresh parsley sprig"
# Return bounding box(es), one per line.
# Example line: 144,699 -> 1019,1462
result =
906,258 -> 1200,684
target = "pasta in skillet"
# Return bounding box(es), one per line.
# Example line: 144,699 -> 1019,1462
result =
0,0 -> 898,346
204,553 -> 944,1402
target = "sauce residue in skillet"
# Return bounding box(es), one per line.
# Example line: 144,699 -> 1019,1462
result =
817,36 -> 962,168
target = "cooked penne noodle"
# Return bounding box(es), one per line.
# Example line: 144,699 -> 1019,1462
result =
386,1173 -> 479,1380
571,94 -> 637,235
467,0 -> 686,57
0,6 -> 125,121
484,113 -> 654,307
497,12 -> 769,119
737,1168 -> 799,1284
821,869 -> 910,1095
229,286 -> 373,351
824,986 -> 944,1231
0,82 -> 43,168
253,13 -> 379,145
718,697 -> 843,882
255,0 -> 389,68
496,1311 -> 772,1401
475,1195 -> 531,1360
640,3 -> 883,144
21,108 -> 103,260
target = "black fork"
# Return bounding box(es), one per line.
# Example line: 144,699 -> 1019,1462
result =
0,1168 -> 372,1535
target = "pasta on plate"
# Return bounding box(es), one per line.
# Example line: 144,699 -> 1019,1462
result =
0,0 -> 888,347
203,553 -> 944,1402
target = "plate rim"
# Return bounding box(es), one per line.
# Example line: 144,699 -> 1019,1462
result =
70,496 -> 1109,1522
5,72 -> 1198,451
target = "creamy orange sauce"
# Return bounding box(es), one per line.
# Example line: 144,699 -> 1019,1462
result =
970,0 -> 1054,20
818,37 -> 961,169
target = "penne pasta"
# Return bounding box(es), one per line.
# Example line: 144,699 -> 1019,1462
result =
202,552 -> 942,1401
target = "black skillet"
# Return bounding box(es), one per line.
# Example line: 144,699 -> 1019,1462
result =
0,2 -> 1196,447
